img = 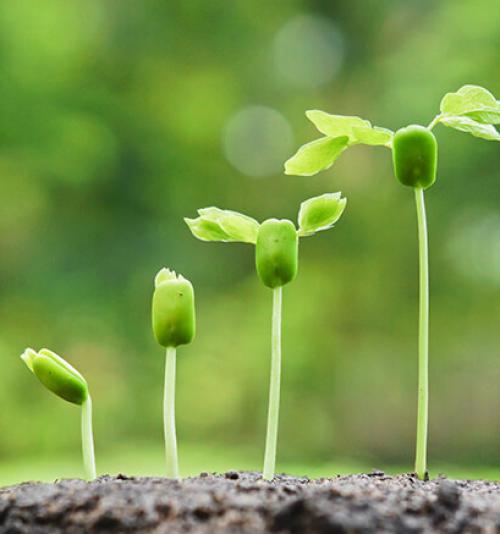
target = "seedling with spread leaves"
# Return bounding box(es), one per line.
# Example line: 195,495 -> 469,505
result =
152,268 -> 196,479
21,348 -> 96,480
285,84 -> 500,479
185,193 -> 346,479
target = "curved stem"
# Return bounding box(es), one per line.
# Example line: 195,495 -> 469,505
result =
164,346 -> 179,479
427,115 -> 441,130
81,395 -> 96,480
414,187 -> 429,480
263,286 -> 282,480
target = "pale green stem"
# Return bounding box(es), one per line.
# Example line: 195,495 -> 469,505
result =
263,286 -> 282,480
81,395 -> 96,480
414,187 -> 429,480
164,346 -> 179,479
427,115 -> 441,130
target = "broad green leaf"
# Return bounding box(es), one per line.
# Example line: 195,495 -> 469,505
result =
306,110 -> 393,146
185,208 -> 259,243
197,208 -> 259,243
185,217 -> 232,242
284,136 -> 349,176
351,125 -> 393,146
465,107 -> 500,125
440,116 -> 500,141
298,192 -> 347,237
440,85 -> 497,116
306,110 -> 370,139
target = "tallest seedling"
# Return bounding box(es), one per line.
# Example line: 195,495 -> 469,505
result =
285,84 -> 500,479
392,125 -> 436,479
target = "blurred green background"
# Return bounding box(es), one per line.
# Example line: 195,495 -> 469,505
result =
1,0 -> 499,485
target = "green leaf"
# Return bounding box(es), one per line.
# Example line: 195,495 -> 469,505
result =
440,85 -> 498,116
284,136 -> 349,176
306,111 -> 370,139
440,116 -> 500,141
297,192 -> 347,237
437,85 -> 500,130
185,208 -> 259,244
185,217 -> 232,242
465,107 -> 500,125
351,125 -> 393,146
306,110 -> 393,146
197,208 -> 259,243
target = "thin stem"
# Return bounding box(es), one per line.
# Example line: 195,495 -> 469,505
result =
263,286 -> 282,480
164,346 -> 179,479
414,187 -> 429,480
427,114 -> 441,130
81,395 -> 96,480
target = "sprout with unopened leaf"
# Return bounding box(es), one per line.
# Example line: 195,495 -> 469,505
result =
152,268 -> 195,479
285,84 -> 500,480
21,348 -> 96,480
186,193 -> 346,479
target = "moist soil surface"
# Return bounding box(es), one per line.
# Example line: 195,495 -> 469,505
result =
1,471 -> 499,533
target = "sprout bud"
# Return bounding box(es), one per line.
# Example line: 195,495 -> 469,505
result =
21,348 -> 88,405
256,219 -> 298,289
152,268 -> 196,348
392,125 -> 438,189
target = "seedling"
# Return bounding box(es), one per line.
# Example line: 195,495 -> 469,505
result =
185,193 -> 347,479
152,268 -> 196,479
285,84 -> 500,479
20,348 -> 96,480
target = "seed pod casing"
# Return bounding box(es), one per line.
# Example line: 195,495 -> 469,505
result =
392,125 -> 437,189
152,271 -> 195,348
256,219 -> 298,288
21,348 -> 88,405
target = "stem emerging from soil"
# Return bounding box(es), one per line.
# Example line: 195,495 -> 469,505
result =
263,286 -> 282,480
164,346 -> 179,479
414,187 -> 429,480
81,395 -> 96,480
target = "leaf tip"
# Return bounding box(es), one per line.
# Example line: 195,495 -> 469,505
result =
20,347 -> 37,372
155,267 -> 177,287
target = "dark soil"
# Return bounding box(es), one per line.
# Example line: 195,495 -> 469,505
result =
1,471 -> 499,533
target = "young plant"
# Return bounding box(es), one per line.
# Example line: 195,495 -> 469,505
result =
152,268 -> 195,479
20,348 -> 96,480
285,84 -> 500,479
185,193 -> 347,479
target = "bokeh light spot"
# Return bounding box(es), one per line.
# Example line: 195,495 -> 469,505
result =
273,14 -> 344,88
223,105 -> 293,178
448,212 -> 500,286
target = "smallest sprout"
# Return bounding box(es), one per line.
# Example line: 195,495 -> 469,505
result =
20,348 -> 96,480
